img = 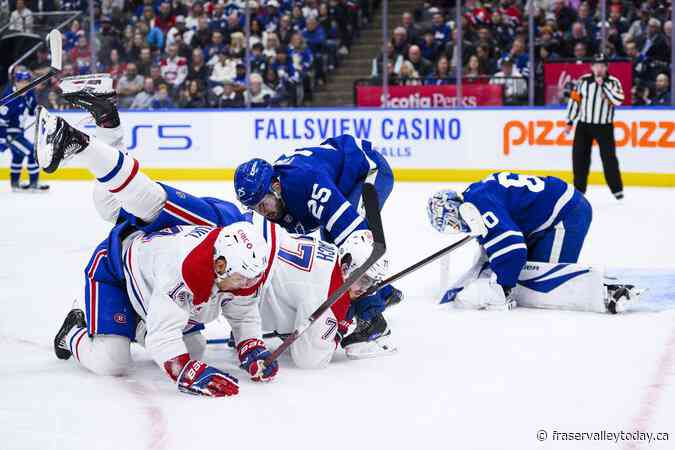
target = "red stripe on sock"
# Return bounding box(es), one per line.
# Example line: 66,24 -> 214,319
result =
109,158 -> 139,193
74,329 -> 87,362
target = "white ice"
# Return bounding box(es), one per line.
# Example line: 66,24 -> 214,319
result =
1,181 -> 674,450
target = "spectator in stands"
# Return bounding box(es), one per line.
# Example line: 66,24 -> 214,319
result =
489,57 -> 526,105
161,43 -> 188,91
625,4 -> 651,45
640,18 -> 669,63
187,48 -> 209,85
502,36 -> 529,75
204,31 -> 227,64
228,32 -> 246,59
210,50 -> 236,84
155,2 -> 176,35
550,0 -> 577,33
398,61 -> 421,86
407,45 -> 432,79
651,73 -> 671,105
426,55 -> 451,85
573,42 -> 588,60
289,32 -> 314,98
214,80 -> 245,107
151,83 -> 176,109
191,16 -> 212,49
64,20 -> 83,52
117,63 -> 145,108
166,15 -> 188,50
249,42 -> 267,73
47,91 -> 66,111
476,44 -> 497,75
608,4 -> 629,37
71,36 -> 93,74
106,49 -> 126,82
291,5 -> 306,30
130,77 -> 156,109
576,2 -> 593,35
464,54 -> 486,83
430,13 -> 451,45
137,47 -> 154,76
178,79 -> 208,108
489,10 -> 515,53
143,15 -> 166,52
245,73 -> 278,106
9,0 -> 33,32
565,22 -> 594,58
149,64 -> 163,86
402,12 -> 421,45
263,65 -> 287,103
392,27 -> 410,58
419,31 -> 441,63
303,17 -> 327,83
278,14 -> 294,47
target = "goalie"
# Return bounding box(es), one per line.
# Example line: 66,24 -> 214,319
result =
427,173 -> 641,314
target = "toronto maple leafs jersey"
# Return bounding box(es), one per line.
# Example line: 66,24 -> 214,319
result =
271,134 -> 383,245
0,87 -> 37,136
462,172 -> 581,288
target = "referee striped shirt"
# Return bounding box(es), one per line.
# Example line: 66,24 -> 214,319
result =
566,74 -> 624,125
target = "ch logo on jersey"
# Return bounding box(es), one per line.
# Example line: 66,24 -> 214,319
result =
113,313 -> 127,324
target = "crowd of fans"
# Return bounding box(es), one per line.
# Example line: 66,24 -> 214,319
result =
371,0 -> 672,105
2,0 -> 673,106
6,0 -> 371,108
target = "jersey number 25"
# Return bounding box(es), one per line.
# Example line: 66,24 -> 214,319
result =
308,184 -> 332,220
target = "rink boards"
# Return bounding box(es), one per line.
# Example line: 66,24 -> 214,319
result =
3,107 -> 675,186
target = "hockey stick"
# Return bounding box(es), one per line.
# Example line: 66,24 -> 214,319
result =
262,183 -> 386,366
357,234 -> 475,299
0,30 -> 63,106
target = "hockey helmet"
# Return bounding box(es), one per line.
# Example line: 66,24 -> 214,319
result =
213,222 -> 269,281
338,230 -> 388,289
15,70 -> 31,82
234,158 -> 275,208
427,189 -> 469,234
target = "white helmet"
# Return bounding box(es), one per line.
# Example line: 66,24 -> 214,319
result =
338,230 -> 388,284
213,222 -> 268,280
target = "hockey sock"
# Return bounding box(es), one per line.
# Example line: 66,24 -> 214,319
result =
64,327 -> 131,376
9,169 -> 20,186
77,137 -> 166,222
27,155 -> 39,186
95,125 -> 124,150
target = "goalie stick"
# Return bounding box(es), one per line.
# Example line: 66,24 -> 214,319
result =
0,30 -> 63,106
262,183 -> 386,366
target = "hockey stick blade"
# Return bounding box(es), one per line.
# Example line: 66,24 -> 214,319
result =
358,234 -> 474,299
0,30 -> 62,106
263,184 -> 386,366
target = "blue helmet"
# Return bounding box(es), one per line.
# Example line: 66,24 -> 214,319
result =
427,189 -> 469,234
15,70 -> 31,82
234,158 -> 275,207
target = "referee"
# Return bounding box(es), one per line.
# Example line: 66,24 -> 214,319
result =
565,54 -> 625,200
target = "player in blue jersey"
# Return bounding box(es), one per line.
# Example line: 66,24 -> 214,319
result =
234,136 -> 402,347
427,172 -> 641,313
0,69 -> 48,191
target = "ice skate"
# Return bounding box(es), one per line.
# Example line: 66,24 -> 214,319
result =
340,314 -> 397,359
54,307 -> 87,360
34,106 -> 90,174
605,284 -> 645,314
59,74 -> 120,128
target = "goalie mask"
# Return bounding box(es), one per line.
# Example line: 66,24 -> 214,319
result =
338,230 -> 388,291
213,222 -> 268,284
427,189 -> 470,234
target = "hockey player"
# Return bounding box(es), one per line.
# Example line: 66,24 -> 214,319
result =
0,69 -> 48,191
234,137 -> 401,348
51,77 -> 395,365
36,108 -> 280,396
427,172 -> 641,313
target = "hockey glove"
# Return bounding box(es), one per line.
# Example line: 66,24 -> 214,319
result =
237,338 -> 279,382
165,354 -> 239,397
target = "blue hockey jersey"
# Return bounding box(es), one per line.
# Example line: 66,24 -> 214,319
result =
462,172 -> 580,288
0,87 -> 37,137
272,134 -> 383,245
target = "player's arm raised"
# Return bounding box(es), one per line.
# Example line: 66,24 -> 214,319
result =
222,295 -> 279,382
145,281 -> 239,397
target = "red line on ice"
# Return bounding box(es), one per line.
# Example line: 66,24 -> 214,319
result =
623,320 -> 675,450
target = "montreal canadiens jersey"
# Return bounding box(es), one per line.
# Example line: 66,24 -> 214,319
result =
462,172 -> 580,288
272,134 -> 381,245
121,225 -> 264,365
0,87 -> 37,136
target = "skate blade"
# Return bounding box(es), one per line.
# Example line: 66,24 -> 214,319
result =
345,336 -> 398,360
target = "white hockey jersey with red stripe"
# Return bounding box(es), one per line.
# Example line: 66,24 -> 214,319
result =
247,216 -> 351,369
121,225 -> 264,366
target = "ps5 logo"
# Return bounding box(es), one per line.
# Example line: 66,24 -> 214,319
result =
127,124 -> 193,151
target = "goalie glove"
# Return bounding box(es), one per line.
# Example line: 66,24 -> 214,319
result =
237,338 -> 279,382
164,354 -> 239,397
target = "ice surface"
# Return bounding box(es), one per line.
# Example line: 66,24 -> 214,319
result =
1,181 -> 674,450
